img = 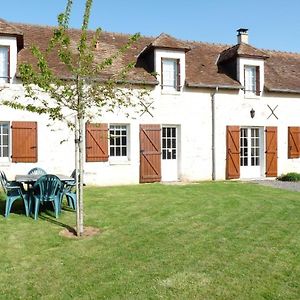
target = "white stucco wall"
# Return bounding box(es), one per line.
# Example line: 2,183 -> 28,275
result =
1,40 -> 300,185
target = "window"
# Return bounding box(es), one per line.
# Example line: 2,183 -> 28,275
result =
0,47 -> 9,84
0,122 -> 9,159
240,127 -> 260,166
162,127 -> 177,160
109,125 -> 128,159
161,58 -> 180,91
244,65 -> 260,96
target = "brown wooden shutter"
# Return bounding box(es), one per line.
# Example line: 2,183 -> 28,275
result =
176,59 -> 181,91
140,124 -> 161,183
288,127 -> 300,158
11,121 -> 37,163
226,126 -> 240,179
161,58 -> 164,89
265,127 -> 277,177
86,123 -> 108,162
255,66 -> 260,96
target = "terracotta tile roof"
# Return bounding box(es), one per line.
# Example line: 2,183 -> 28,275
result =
218,43 -> 269,63
185,42 -> 241,88
4,21 -> 300,93
264,50 -> 300,93
149,33 -> 191,51
15,23 -> 157,85
0,19 -> 23,36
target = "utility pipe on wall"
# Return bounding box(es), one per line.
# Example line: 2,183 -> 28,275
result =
211,86 -> 218,181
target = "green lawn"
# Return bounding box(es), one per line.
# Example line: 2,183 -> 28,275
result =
0,182 -> 300,299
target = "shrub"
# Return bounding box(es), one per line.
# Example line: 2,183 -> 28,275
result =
277,172 -> 300,182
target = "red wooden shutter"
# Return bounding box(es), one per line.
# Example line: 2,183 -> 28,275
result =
288,127 -> 300,158
140,124 -> 161,183
11,121 -> 37,163
85,123 -> 108,162
226,126 -> 240,179
161,58 -> 164,89
255,66 -> 260,96
176,59 -> 181,91
265,127 -> 277,177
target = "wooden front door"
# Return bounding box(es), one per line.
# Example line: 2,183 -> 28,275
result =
265,126 -> 277,177
140,124 -> 161,183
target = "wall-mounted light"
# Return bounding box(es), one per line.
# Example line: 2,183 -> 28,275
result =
250,108 -> 255,118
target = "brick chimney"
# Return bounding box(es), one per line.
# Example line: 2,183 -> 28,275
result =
237,28 -> 249,44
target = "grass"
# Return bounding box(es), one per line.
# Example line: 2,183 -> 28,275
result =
0,181 -> 300,299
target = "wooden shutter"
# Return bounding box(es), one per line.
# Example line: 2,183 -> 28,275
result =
288,127 -> 300,158
11,121 -> 37,163
265,127 -> 277,177
85,123 -> 108,162
255,66 -> 260,96
226,126 -> 240,179
140,124 -> 161,183
176,59 -> 181,91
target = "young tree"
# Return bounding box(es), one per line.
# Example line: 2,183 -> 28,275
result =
2,0 -> 151,236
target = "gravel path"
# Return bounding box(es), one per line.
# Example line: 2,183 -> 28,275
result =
249,180 -> 300,192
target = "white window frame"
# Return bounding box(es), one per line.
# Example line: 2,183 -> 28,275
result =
0,46 -> 9,84
240,127 -> 260,167
0,121 -> 10,162
109,124 -> 130,162
244,65 -> 256,96
161,58 -> 178,92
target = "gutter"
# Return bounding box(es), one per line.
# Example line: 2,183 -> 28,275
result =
16,74 -> 159,86
186,82 -> 241,90
211,87 -> 218,181
265,87 -> 300,94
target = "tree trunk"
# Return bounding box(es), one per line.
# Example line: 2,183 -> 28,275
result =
75,115 -> 84,236
78,117 -> 84,235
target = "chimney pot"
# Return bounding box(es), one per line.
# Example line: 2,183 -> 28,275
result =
237,28 -> 249,44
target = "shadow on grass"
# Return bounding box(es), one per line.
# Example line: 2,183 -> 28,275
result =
38,214 -> 76,234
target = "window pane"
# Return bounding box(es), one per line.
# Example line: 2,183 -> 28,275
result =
0,47 -> 9,83
162,150 -> 166,159
110,147 -> 115,156
162,59 -> 177,89
172,138 -> 176,148
167,151 -> 171,159
172,149 -> 176,159
244,66 -> 256,93
109,124 -> 128,157
122,147 -> 127,156
172,128 -> 176,137
167,139 -> 171,148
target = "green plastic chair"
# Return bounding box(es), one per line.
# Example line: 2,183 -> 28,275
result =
61,170 -> 77,210
28,168 -> 47,176
0,171 -> 29,217
31,175 -> 63,220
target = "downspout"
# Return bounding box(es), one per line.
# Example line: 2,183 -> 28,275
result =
211,87 -> 218,181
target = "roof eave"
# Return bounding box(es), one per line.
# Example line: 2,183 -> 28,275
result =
16,73 -> 159,86
265,87 -> 300,94
186,82 -> 242,90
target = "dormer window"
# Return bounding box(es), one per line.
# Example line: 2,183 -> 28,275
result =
244,65 -> 260,96
0,46 -> 9,84
161,58 -> 180,92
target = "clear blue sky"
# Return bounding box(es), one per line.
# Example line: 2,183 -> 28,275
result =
2,0 -> 300,53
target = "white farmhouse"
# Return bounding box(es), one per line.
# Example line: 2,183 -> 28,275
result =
0,20 -> 300,185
